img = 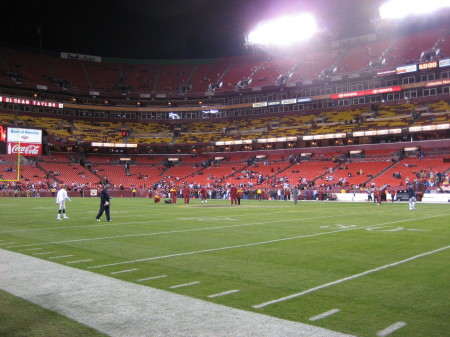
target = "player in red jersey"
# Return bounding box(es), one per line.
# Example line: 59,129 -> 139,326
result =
200,186 -> 208,204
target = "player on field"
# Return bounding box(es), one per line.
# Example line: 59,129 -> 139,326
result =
56,185 -> 71,220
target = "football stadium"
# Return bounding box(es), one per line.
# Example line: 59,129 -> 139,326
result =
0,1 -> 449,336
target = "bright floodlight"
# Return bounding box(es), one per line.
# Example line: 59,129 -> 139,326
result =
379,0 -> 450,19
247,13 -> 318,47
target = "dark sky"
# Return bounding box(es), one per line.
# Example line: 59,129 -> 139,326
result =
1,0 -> 382,60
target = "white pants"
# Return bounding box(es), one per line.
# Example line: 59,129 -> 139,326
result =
58,201 -> 66,210
409,197 -> 416,209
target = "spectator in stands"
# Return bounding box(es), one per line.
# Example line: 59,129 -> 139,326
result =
56,185 -> 71,220
96,185 -> 112,222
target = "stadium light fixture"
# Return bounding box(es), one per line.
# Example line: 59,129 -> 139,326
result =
246,12 -> 318,47
379,0 -> 450,20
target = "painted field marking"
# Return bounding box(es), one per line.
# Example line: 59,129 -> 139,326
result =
88,215 -> 445,269
0,242 -> 16,246
110,268 -> 138,275
1,208 -> 378,235
137,275 -> 167,282
66,259 -> 93,264
252,245 -> 450,309
20,248 -> 43,251
6,211 -> 372,249
7,211 -> 379,249
49,255 -> 74,259
208,289 -> 240,298
377,322 -> 407,336
32,251 -> 56,256
170,281 -> 200,289
309,309 -> 340,321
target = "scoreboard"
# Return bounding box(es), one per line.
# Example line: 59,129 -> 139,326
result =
0,125 -> 42,156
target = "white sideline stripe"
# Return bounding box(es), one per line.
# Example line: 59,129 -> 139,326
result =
170,281 -> 200,289
88,215 -> 444,269
7,211 -> 376,248
32,251 -> 56,256
66,259 -> 93,264
20,248 -> 43,251
0,249 -> 356,337
137,275 -> 167,282
377,322 -> 407,336
110,268 -> 138,275
49,255 -> 74,259
309,309 -> 340,321
208,289 -> 240,298
253,245 -> 450,309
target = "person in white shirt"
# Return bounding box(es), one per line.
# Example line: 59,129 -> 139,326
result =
56,186 -> 71,220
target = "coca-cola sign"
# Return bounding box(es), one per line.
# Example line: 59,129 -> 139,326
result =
7,142 -> 42,156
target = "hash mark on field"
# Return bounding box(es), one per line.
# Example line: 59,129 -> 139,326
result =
66,259 -> 93,264
208,289 -> 240,298
377,322 -> 407,336
253,245 -> 450,309
137,275 -> 167,282
170,281 -> 200,289
309,309 -> 340,321
20,248 -> 43,251
32,251 -> 56,255
110,268 -> 138,275
49,255 -> 74,259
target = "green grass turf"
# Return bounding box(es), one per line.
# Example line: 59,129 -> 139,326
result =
0,289 -> 107,337
0,197 -> 449,337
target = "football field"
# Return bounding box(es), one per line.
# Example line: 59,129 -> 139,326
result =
0,197 -> 449,337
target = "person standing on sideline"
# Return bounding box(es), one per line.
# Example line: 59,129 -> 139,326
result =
230,184 -> 237,205
292,185 -> 299,205
407,184 -> 416,210
183,185 -> 190,204
256,188 -> 262,201
170,186 -> 178,204
236,187 -> 243,205
200,186 -> 208,204
96,185 -> 112,222
56,185 -> 71,220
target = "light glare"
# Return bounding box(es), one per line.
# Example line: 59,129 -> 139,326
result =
379,0 -> 450,19
247,13 -> 318,47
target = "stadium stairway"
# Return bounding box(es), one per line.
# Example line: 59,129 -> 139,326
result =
361,160 -> 398,187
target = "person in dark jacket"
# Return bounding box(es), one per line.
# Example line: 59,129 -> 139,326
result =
407,184 -> 416,210
96,185 -> 112,222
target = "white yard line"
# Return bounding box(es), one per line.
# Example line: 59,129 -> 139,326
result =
309,309 -> 340,321
20,247 -> 43,251
169,281 -> 200,289
2,208 -> 379,235
253,245 -> 450,309
66,259 -> 93,264
7,211 -> 376,248
208,289 -> 240,298
377,322 -> 407,336
137,275 -> 167,282
88,215 -> 445,269
32,251 -> 56,255
110,268 -> 138,275
49,255 -> 74,259
0,249 -> 355,337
